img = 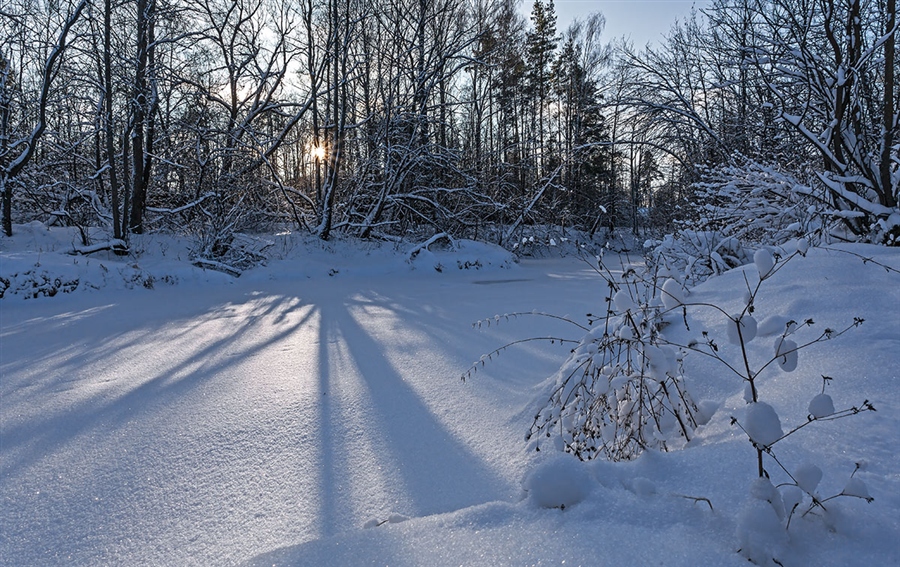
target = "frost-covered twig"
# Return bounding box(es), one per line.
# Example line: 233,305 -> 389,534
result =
819,246 -> 900,275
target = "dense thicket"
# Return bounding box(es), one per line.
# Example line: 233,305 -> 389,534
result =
1,0 -> 896,251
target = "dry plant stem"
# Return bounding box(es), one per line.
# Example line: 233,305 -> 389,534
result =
732,311 -> 765,476
474,311 -> 592,332
461,336 -> 579,382
820,247 -> 900,275
659,378 -> 691,441
673,493 -> 714,511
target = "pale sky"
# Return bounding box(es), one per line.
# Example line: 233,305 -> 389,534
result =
522,0 -> 710,47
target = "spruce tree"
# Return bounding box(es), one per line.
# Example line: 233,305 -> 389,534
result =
525,0 -> 558,178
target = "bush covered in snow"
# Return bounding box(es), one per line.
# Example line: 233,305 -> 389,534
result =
646,159 -> 846,285
691,159 -> 832,247
521,252 -> 701,462
647,230 -> 752,285
468,240 -> 891,566
636,245 -> 877,564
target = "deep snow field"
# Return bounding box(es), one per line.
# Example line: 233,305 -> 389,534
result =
1,223 -> 898,566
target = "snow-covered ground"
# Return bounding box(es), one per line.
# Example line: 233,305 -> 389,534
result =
1,225 -> 898,566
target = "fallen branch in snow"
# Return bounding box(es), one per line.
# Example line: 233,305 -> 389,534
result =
192,257 -> 242,277
230,232 -> 274,258
407,232 -> 455,261
69,239 -> 128,256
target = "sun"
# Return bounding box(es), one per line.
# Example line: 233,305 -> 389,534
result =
310,145 -> 326,161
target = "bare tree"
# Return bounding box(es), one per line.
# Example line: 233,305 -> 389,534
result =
742,0 -> 898,232
1,0 -> 88,237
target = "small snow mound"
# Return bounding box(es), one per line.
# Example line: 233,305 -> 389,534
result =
808,393 -> 835,418
363,513 -> 410,529
630,477 -> 657,497
660,278 -> 684,310
525,455 -> 594,509
744,402 -> 783,447
754,248 -> 775,279
794,463 -> 823,494
590,459 -> 623,489
726,314 -> 757,345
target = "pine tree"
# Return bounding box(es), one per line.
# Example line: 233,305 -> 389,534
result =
525,0 -> 557,178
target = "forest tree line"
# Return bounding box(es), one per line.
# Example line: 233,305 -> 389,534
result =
1,0 -> 897,253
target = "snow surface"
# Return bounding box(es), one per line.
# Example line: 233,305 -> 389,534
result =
1,226 -> 899,566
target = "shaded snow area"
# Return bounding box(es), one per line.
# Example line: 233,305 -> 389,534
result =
1,225 -> 898,566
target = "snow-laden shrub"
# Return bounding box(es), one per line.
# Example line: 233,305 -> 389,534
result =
648,159 -> 840,285
192,225 -> 274,276
523,257 -> 700,462
464,252 -> 701,462
692,159 -> 830,247
464,242 -> 883,566
505,224 -> 606,258
876,212 -> 900,246
654,245 -> 876,565
0,269 -> 80,299
647,230 -> 751,285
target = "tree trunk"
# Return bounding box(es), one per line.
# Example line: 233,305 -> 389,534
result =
1,54 -> 10,236
104,0 -> 122,240
317,0 -> 348,240
881,0 -> 897,209
128,0 -> 155,234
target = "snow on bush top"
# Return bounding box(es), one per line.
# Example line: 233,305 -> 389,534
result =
744,402 -> 784,447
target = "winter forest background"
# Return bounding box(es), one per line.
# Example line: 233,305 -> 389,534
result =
2,0 -> 897,252
1,1 -> 899,566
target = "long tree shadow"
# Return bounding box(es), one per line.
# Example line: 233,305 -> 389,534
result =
314,302 -> 338,539
3,274 -> 553,562
316,299 -> 512,523
0,289 -> 304,395
0,292 -> 317,480
338,284 -> 589,393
